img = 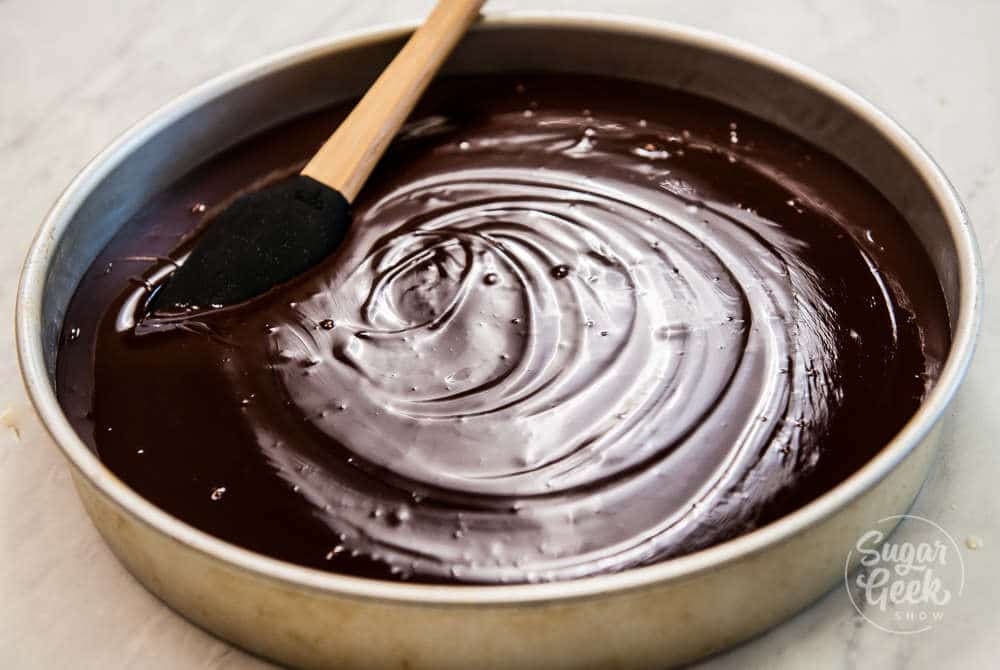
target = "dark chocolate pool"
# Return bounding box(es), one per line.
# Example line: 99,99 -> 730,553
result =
56,74 -> 949,584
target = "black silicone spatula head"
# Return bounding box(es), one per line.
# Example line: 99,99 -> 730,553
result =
145,0 -> 484,315
148,176 -> 349,313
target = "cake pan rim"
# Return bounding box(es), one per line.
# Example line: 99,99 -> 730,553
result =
15,11 -> 982,607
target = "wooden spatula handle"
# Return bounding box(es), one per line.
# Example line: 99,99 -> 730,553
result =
301,0 -> 485,201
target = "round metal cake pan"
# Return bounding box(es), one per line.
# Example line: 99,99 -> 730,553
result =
16,13 -> 981,669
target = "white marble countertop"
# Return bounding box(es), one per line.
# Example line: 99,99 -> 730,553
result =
2,1 -> 997,667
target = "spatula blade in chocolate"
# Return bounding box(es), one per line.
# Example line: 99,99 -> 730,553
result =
147,0 -> 484,315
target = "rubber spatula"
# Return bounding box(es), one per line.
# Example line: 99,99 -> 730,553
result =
148,0 -> 485,314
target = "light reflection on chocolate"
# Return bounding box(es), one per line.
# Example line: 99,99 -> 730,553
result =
56,74 -> 949,583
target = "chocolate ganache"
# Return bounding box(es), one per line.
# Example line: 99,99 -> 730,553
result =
57,74 -> 950,584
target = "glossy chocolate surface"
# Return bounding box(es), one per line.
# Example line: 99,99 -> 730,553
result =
56,74 -> 949,583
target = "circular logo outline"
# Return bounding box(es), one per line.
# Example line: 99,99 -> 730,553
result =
844,514 -> 965,635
